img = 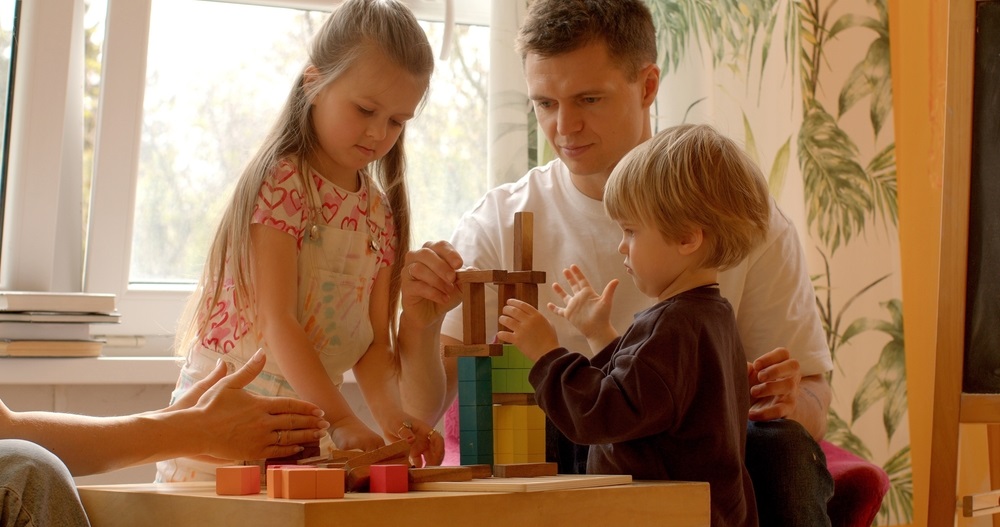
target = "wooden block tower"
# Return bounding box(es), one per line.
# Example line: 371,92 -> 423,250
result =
445,212 -> 547,467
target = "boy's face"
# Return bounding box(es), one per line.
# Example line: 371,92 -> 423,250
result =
615,218 -> 698,302
524,41 -> 656,186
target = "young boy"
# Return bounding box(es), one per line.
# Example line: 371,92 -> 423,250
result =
497,124 -> 768,527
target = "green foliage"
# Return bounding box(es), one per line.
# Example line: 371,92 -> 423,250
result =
878,445 -> 914,525
798,103 -> 871,254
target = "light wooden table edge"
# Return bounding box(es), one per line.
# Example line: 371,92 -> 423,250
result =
79,480 -> 710,527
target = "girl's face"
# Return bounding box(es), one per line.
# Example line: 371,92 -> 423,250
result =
307,48 -> 428,188
615,218 -> 701,302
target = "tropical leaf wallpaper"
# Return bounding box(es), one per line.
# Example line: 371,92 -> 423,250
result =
646,0 -> 908,524
487,0 -> 907,524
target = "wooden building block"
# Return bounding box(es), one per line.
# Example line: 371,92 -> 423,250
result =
342,440 -> 410,473
443,343 -> 504,357
408,466 -> 475,484
513,212 -> 533,272
216,466 -> 260,496
462,282 -> 486,345
456,269 -> 507,283
370,464 -> 409,493
315,468 -> 345,499
468,464 -> 494,479
502,271 -> 546,284
492,393 -> 536,405
493,462 -> 558,478
283,469 -> 317,499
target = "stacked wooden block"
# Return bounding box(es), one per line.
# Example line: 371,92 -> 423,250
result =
445,212 -> 549,468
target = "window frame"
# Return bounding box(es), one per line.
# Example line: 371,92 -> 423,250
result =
2,0 -> 489,352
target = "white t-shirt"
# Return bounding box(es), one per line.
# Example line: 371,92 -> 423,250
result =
443,159 -> 832,377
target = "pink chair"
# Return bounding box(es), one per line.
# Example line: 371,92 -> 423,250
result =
821,440 -> 891,527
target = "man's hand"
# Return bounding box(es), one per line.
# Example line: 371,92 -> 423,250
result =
747,347 -> 801,422
400,240 -> 463,328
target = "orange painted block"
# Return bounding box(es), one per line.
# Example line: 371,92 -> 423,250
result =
216,466 -> 260,496
369,464 -> 409,493
315,468 -> 345,499
266,465 -> 312,498
283,469 -> 317,499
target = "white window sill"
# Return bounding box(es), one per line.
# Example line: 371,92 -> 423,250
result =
0,357 -> 182,385
0,356 -> 360,386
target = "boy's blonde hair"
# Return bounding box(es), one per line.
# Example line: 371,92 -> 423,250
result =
604,124 -> 771,270
177,0 -> 434,357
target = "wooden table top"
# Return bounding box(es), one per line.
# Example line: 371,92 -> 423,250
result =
79,476 -> 710,527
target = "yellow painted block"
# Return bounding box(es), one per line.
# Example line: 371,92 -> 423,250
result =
496,427 -> 514,454
527,405 -> 545,430
494,405 -> 513,430
528,429 -> 545,455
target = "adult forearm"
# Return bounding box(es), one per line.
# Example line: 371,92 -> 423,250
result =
396,315 -> 447,424
789,374 -> 831,441
5,411 -> 193,477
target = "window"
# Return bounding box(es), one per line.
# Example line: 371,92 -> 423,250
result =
4,0 -> 490,354
0,0 -> 18,254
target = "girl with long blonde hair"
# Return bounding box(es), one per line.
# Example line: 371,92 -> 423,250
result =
157,0 -> 444,482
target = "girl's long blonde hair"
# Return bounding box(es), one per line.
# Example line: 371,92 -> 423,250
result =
176,0 -> 434,359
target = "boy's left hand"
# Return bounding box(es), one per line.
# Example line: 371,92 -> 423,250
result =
496,299 -> 560,361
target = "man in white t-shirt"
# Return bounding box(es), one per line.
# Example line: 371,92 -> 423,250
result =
397,0 -> 834,524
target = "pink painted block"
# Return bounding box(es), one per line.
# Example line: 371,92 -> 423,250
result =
315,468 -> 346,499
216,466 -> 260,496
369,464 -> 409,493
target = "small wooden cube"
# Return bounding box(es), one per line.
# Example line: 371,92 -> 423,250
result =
369,464 -> 409,493
283,468 -> 317,499
315,468 -> 346,499
216,466 -> 260,496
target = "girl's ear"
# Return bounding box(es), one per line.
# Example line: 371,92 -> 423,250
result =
303,64 -> 321,93
677,227 -> 704,256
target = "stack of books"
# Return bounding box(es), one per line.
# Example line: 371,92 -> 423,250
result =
0,291 -> 120,357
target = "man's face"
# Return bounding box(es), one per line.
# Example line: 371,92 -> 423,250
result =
524,41 -> 655,184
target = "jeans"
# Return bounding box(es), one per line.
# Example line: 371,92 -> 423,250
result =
746,419 -> 834,527
0,439 -> 91,527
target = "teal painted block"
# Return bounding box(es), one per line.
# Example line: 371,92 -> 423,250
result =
459,429 -> 493,457
458,356 -> 492,382
458,378 -> 492,406
459,404 -> 494,432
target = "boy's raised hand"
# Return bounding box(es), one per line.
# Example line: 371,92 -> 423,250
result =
548,264 -> 619,352
496,299 -> 560,362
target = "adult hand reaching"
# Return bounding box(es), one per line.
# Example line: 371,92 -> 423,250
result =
400,240 -> 463,328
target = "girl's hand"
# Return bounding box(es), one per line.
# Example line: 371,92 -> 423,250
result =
329,416 -> 386,452
548,265 -> 618,336
496,299 -> 560,362
400,241 -> 463,328
387,416 -> 444,467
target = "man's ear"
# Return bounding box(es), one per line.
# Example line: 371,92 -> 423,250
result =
639,62 -> 660,108
677,227 -> 704,256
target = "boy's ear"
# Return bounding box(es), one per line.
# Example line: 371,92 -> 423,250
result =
677,227 -> 704,256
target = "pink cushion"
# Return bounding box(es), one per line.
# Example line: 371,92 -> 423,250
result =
821,440 -> 891,527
